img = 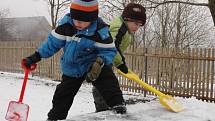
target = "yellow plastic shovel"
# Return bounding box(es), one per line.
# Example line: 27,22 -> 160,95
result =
117,69 -> 184,112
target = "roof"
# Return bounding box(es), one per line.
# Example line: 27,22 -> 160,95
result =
1,16 -> 51,41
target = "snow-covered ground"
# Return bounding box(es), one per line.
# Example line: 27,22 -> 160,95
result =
1,71 -> 215,121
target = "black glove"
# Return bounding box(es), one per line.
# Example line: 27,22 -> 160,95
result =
22,52 -> 41,69
117,63 -> 128,74
86,57 -> 104,82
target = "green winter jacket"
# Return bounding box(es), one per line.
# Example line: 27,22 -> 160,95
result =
110,16 -> 135,67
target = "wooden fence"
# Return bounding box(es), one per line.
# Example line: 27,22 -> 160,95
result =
0,41 -> 214,102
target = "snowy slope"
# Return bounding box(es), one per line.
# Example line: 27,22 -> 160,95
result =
0,71 -> 215,121
67,98 -> 215,121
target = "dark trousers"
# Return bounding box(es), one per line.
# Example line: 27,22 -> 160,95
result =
92,86 -> 109,111
47,65 -> 125,120
47,74 -> 85,120
92,66 -> 124,108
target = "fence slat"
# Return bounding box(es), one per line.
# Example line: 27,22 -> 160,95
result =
194,48 -> 199,96
190,48 -> 195,96
202,49 -> 207,100
198,49 -> 203,98
187,49 -> 190,97
206,49 -> 211,101
211,49 -> 215,101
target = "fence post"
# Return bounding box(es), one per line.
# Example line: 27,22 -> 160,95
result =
144,48 -> 148,97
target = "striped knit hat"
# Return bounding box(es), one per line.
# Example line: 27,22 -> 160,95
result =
70,0 -> 98,22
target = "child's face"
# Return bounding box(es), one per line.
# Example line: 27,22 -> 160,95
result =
73,19 -> 91,30
126,18 -> 143,33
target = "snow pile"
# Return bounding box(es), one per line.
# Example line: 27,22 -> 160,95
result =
0,71 -> 215,121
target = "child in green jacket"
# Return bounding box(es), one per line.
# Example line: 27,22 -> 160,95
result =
93,3 -> 147,113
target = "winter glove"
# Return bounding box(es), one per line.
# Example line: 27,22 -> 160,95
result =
86,57 -> 104,83
22,51 -> 41,69
117,63 -> 128,74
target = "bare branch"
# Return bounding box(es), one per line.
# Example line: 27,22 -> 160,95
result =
145,0 -> 208,8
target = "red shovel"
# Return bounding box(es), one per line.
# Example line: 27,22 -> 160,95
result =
5,60 -> 36,121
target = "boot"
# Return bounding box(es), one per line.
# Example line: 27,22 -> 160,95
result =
112,103 -> 127,114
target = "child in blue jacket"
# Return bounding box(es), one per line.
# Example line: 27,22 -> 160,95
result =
22,0 -> 126,120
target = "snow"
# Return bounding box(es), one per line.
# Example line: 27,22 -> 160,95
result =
0,71 -> 215,121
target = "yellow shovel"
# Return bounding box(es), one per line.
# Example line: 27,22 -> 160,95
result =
117,69 -> 184,113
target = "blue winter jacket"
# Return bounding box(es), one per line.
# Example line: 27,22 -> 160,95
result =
37,14 -> 117,77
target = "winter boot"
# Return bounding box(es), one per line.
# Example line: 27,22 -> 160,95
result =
112,103 -> 127,114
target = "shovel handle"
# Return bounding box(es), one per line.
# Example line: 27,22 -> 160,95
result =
117,69 -> 166,97
19,62 -> 37,102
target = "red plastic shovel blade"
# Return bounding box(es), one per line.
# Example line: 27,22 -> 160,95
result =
5,101 -> 29,121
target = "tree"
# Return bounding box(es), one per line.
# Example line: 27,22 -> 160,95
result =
145,0 -> 215,27
45,0 -> 70,29
153,2 -> 211,48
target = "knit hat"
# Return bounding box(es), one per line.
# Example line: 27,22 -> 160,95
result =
122,3 -> 146,26
70,0 -> 98,22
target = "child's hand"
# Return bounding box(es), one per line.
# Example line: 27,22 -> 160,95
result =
86,57 -> 104,82
117,63 -> 128,74
22,52 -> 41,69
22,58 -> 34,69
